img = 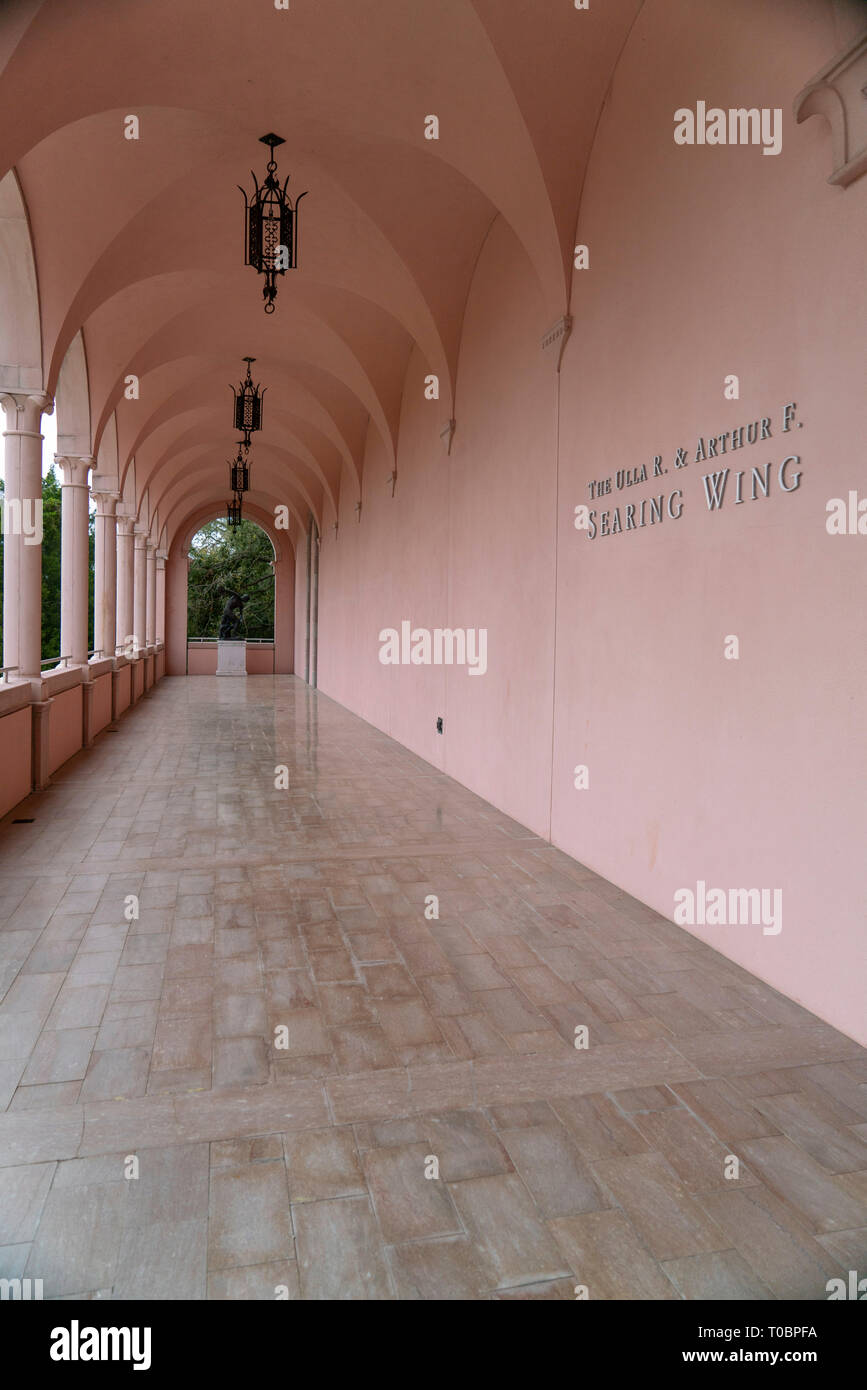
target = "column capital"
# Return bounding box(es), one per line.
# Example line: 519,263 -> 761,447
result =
116,515 -> 136,538
155,553 -> 167,571
55,454 -> 94,488
0,391 -> 54,435
133,526 -> 149,549
92,490 -> 120,516
145,539 -> 156,555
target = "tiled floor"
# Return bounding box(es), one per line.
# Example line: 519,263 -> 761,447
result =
0,675 -> 865,1300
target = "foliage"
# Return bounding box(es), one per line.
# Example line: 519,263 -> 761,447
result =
40,466 -> 62,660
187,519 -> 274,639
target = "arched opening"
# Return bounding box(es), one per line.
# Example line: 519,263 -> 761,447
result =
164,501 -> 294,677
0,166 -> 47,677
186,516 -> 276,674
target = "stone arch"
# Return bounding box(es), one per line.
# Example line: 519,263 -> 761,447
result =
165,500 -> 295,678
0,168 -> 42,393
54,328 -> 91,457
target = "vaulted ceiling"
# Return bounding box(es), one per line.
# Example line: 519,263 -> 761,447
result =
0,0 -> 644,550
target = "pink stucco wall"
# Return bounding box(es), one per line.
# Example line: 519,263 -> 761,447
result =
551,0 -> 867,1044
91,672 -> 112,735
188,646 -> 217,675
114,666 -> 131,717
247,646 -> 275,674
294,533 -> 308,678
317,234 -> 557,830
312,2 -> 867,1043
48,685 -> 82,775
0,706 -> 32,817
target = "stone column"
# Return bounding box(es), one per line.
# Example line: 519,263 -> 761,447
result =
115,516 -> 135,655
133,528 -> 148,653
92,491 -> 119,660
155,551 -> 168,644
304,517 -> 312,682
145,541 -> 157,646
56,454 -> 93,667
0,392 -> 52,677
311,523 -> 320,689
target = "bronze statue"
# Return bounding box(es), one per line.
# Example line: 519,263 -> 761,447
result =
218,590 -> 249,641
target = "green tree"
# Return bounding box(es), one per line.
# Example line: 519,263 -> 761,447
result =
187,519 -> 274,639
41,465 -> 62,660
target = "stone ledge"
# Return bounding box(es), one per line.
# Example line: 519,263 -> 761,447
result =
0,680 -> 33,716
86,656 -> 115,679
35,665 -> 85,698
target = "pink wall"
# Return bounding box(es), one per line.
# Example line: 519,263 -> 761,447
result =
91,672 -> 112,735
165,556 -> 189,676
0,707 -> 32,817
48,685 -> 82,775
311,1 -> 867,1043
294,532 -> 308,678
274,551 -> 294,675
114,665 -> 131,717
247,646 -> 275,674
317,222 -> 557,829
188,645 -> 217,675
551,0 -> 867,1044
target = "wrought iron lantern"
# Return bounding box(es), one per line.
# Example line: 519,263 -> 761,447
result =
227,493 -> 243,528
231,357 -> 264,447
239,134 -> 307,313
230,442 -> 250,495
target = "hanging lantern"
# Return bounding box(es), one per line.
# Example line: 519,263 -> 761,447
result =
227,493 -> 243,528
239,134 -> 307,313
231,357 -> 264,447
230,442 -> 250,495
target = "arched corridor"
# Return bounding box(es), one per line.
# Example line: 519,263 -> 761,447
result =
0,0 -> 865,1314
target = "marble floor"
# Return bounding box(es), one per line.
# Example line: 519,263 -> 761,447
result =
0,675 -> 865,1300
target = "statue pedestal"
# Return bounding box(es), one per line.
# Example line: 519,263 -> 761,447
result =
216,641 -> 247,677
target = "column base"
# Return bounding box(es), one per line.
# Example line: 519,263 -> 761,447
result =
82,679 -> 96,749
